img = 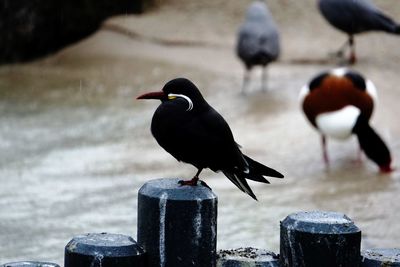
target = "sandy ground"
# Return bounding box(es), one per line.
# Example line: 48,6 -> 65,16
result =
1,0 -> 400,264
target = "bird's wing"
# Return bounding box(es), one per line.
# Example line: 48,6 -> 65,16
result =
152,100 -> 247,172
186,110 -> 262,200
243,155 -> 284,179
349,0 -> 399,33
319,0 -> 399,33
192,106 -> 249,172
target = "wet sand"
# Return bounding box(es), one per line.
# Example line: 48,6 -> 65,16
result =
1,0 -> 400,263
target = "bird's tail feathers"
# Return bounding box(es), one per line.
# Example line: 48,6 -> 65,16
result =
243,155 -> 284,179
223,171 -> 258,200
246,172 -> 271,184
352,115 -> 392,172
376,12 -> 400,34
222,155 -> 284,200
395,24 -> 400,34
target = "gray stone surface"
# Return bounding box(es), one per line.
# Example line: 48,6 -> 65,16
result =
361,248 -> 400,266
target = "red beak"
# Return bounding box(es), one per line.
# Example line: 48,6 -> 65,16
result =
136,91 -> 166,100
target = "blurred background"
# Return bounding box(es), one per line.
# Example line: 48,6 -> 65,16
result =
1,0 -> 400,264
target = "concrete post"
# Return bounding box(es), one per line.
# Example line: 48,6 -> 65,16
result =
280,210 -> 361,267
137,178 -> 218,267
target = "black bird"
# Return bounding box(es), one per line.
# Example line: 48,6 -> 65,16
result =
318,0 -> 400,64
236,1 -> 280,93
137,78 -> 284,200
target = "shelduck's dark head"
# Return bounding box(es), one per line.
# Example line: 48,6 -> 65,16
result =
300,68 -> 393,173
136,78 -> 206,112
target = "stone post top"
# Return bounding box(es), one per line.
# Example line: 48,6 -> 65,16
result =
2,263 -> 60,267
362,248 -> 400,263
281,210 -> 360,234
139,178 -> 217,201
65,233 -> 144,257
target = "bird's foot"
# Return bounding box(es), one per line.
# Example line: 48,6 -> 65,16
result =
178,177 -> 212,190
178,176 -> 199,186
349,53 -> 357,65
379,164 -> 394,174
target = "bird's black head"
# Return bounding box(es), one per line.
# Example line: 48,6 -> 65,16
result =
137,78 -> 207,111
245,1 -> 268,22
162,78 -> 205,102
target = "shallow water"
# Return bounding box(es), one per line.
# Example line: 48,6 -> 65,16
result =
1,0 -> 400,264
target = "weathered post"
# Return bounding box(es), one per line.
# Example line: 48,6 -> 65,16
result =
280,210 -> 361,267
361,248 -> 400,266
137,178 -> 218,267
1,262 -> 60,267
217,247 -> 279,267
64,232 -> 147,267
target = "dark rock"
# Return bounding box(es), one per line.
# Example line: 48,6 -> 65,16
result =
0,0 -> 160,64
217,247 -> 279,266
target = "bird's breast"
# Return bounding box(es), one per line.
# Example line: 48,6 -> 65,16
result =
302,76 -> 374,126
315,106 -> 361,139
151,101 -> 192,140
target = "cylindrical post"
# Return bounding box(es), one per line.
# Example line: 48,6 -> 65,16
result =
137,178 -> 218,267
1,262 -> 60,267
280,211 -> 361,267
217,247 -> 279,267
64,232 -> 147,267
361,248 -> 400,266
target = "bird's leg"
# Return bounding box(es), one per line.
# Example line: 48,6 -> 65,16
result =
241,69 -> 250,95
348,35 -> 356,65
334,38 -> 350,58
178,168 -> 203,186
321,135 -> 329,166
261,66 -> 268,92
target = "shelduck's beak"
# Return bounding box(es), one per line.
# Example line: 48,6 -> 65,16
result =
136,91 -> 166,100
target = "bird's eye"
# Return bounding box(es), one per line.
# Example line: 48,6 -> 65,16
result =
167,93 -> 194,111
